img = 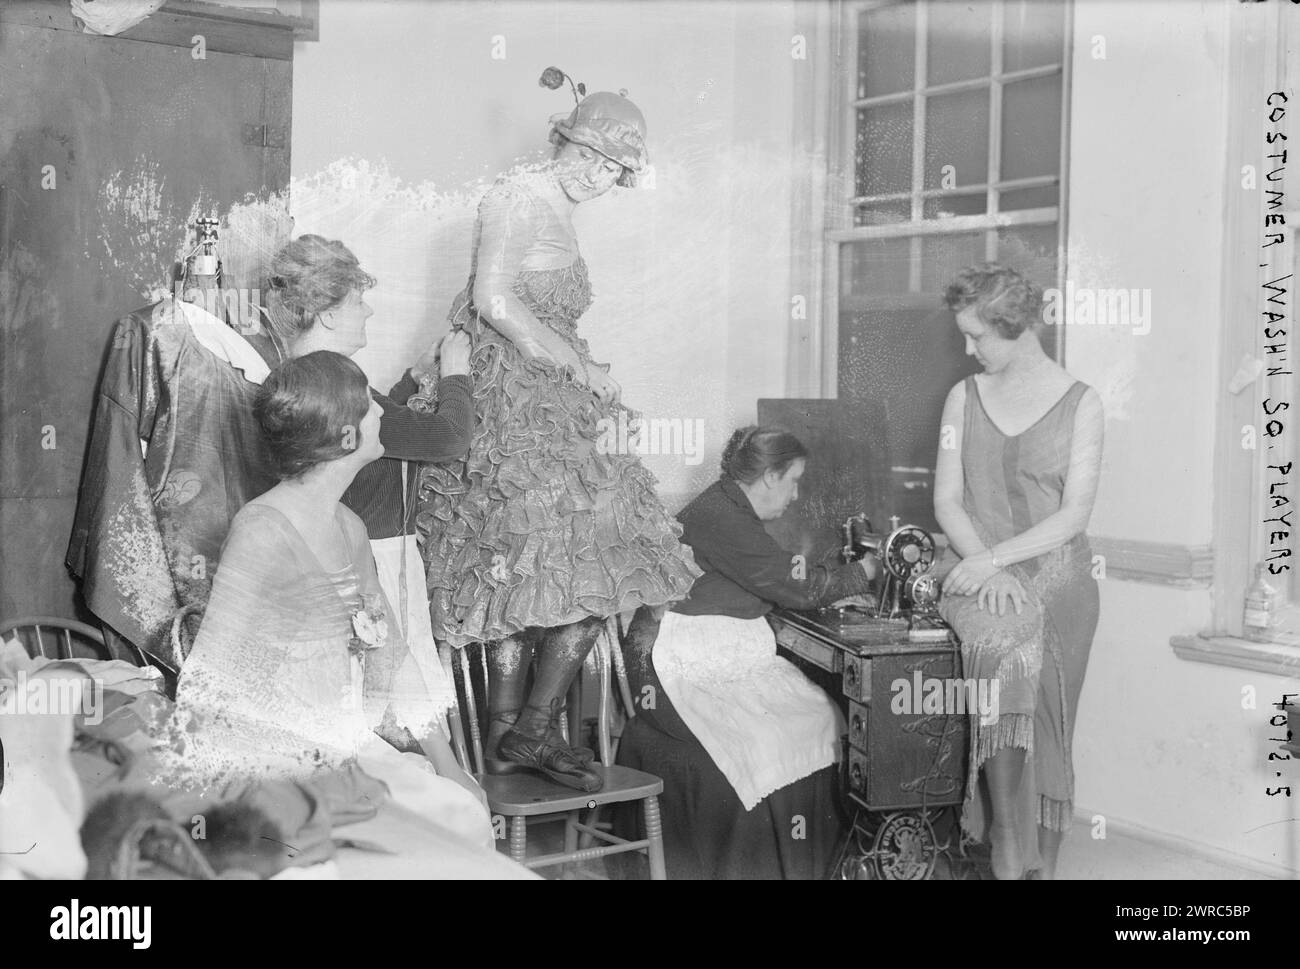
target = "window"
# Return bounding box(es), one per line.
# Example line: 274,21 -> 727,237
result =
821,0 -> 1072,532
1173,0 -> 1299,671
1212,0 -> 1300,645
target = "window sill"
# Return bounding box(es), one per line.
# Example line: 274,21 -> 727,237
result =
1171,633 -> 1300,677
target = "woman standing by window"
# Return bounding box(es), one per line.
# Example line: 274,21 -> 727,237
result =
933,264 -> 1104,880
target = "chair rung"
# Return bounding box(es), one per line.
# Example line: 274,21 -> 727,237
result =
522,839 -> 651,870
567,822 -> 622,846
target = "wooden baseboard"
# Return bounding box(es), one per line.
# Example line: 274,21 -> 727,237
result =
1071,805 -> 1296,879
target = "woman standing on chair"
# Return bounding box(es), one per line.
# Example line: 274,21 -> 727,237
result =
415,73 -> 699,793
933,264 -> 1104,880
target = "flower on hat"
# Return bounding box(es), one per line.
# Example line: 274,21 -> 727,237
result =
539,66 -> 585,106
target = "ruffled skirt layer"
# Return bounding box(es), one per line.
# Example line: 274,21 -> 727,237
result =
416,322 -> 700,648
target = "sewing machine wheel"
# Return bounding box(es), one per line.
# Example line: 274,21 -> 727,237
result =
882,526 -> 936,580
906,572 -> 940,608
871,812 -> 938,880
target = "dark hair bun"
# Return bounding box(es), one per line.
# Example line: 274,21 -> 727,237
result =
720,425 -> 808,485
720,426 -> 757,478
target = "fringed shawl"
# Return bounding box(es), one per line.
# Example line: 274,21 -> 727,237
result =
158,502 -> 439,789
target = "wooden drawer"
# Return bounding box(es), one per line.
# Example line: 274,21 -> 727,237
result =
856,650 -> 967,811
843,654 -> 871,703
772,621 -> 839,673
847,746 -> 869,800
848,699 -> 868,752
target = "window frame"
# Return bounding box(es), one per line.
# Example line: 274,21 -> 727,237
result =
1193,0 -> 1300,665
817,0 -> 1074,397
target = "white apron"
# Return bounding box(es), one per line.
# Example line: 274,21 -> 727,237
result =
368,532 -> 456,729
652,611 -> 845,811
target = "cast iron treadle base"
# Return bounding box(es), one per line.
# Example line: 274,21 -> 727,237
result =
830,806 -> 990,880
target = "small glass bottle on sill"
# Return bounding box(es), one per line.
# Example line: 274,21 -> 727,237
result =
1243,562 -> 1282,642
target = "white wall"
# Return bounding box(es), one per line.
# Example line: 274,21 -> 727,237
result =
279,0 -> 1298,873
1065,0 -> 1297,874
288,0 -> 800,506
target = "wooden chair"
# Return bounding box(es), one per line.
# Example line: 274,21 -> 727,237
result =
1,614 -> 183,699
448,617 -> 667,879
87,610 -> 194,700
0,616 -> 111,662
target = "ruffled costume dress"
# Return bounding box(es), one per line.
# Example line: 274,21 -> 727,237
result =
416,173 -> 700,647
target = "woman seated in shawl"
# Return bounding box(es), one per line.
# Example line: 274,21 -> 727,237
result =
158,351 -> 528,878
615,427 -> 878,879
261,235 -> 475,720
934,264 -> 1104,880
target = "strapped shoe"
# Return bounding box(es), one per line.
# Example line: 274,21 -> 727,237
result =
485,710 -> 529,776
485,706 -> 594,775
495,699 -> 603,792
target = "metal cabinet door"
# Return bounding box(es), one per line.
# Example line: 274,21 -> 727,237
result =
0,13 -> 290,620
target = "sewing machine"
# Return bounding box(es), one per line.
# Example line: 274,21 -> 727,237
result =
753,400 -> 978,876
840,513 -> 944,621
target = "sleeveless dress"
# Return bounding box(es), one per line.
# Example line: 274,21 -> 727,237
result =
937,377 -> 1099,852
415,175 -> 700,647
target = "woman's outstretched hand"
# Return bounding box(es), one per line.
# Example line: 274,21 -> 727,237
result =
976,571 -> 1027,617
411,330 -> 471,383
942,551 -> 1000,596
439,330 -> 472,378
584,365 -> 622,406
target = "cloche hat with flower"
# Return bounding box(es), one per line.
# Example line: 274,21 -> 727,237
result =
539,66 -> 648,174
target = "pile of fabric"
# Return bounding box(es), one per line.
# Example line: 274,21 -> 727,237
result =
0,641 -> 529,879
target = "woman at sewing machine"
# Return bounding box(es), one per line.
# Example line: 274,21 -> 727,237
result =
933,264 -> 1104,880
616,426 -> 879,879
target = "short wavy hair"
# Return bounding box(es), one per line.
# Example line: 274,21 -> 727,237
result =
943,264 -> 1043,340
254,351 -> 373,480
549,132 -> 637,189
264,235 -> 376,345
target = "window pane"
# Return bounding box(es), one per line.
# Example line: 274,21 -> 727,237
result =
855,200 -> 912,227
920,231 -> 985,293
1003,0 -> 1066,73
837,298 -> 977,533
996,224 -> 1059,355
923,192 -> 988,220
840,237 -> 912,301
1000,74 -> 1063,181
927,0 -> 993,87
999,184 -> 1059,212
858,2 -> 917,99
924,88 -> 989,190
856,101 -> 914,197
995,224 -> 1058,282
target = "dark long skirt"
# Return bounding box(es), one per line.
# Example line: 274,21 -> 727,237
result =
613,607 -> 847,880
